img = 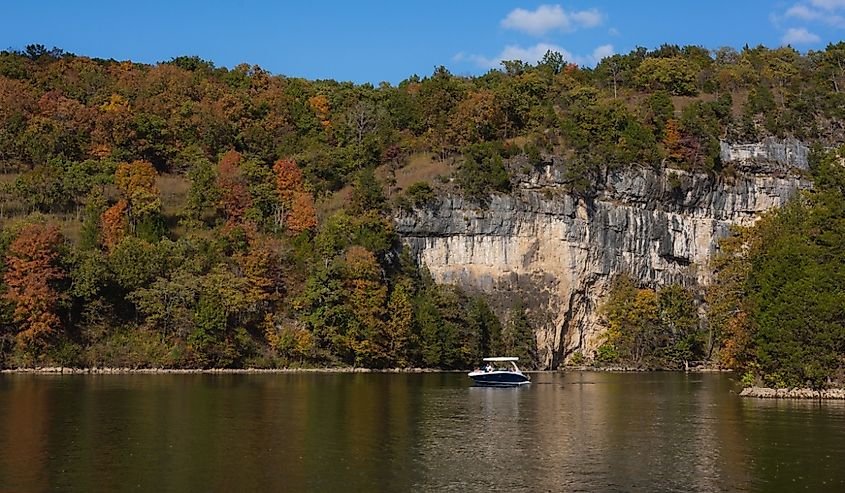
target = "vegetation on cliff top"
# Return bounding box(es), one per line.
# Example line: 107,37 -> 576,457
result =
0,42 -> 843,369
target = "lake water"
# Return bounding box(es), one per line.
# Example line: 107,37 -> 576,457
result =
1,372 -> 844,492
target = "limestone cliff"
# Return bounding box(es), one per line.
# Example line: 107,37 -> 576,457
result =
395,140 -> 812,368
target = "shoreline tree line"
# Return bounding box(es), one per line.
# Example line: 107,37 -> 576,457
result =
0,43 -> 843,375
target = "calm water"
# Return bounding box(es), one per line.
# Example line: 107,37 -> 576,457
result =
1,372 -> 844,492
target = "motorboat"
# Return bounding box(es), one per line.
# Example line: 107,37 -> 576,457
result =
468,357 -> 530,386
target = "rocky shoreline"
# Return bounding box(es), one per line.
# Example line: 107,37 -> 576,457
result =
740,386 -> 845,400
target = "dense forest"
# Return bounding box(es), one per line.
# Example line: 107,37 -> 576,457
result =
0,43 -> 843,380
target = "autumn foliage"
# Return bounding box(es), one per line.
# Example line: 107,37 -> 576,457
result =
341,246 -> 388,367
273,158 -> 303,205
273,158 -> 316,233
662,119 -> 685,163
3,43 -> 845,372
216,150 -> 252,224
100,199 -> 129,250
287,191 -> 318,233
308,95 -> 331,128
115,160 -> 161,219
2,224 -> 65,347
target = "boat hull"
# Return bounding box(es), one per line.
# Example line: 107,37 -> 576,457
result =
468,371 -> 530,386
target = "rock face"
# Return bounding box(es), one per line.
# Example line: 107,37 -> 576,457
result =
395,140 -> 812,369
719,137 -> 809,175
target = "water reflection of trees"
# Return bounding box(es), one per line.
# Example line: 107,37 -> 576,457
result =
528,372 -> 752,491
413,373 -> 754,491
5,373 -> 845,492
0,376 -> 49,492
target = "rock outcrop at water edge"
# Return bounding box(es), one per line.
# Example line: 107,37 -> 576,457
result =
395,139 -> 812,369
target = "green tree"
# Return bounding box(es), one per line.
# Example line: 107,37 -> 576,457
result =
385,283 -> 414,367
455,143 -> 511,203
414,282 -> 469,369
708,148 -> 845,388
296,262 -> 353,362
79,191 -> 107,250
128,269 -> 200,336
466,295 -> 502,359
635,57 -> 698,96
184,156 -> 219,224
644,91 -> 674,137
350,168 -> 387,214
599,276 -> 658,366
501,300 -> 538,369
656,284 -> 701,368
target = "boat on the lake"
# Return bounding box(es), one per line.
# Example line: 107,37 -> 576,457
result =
468,357 -> 530,386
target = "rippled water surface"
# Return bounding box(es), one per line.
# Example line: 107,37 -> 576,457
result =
1,372 -> 844,492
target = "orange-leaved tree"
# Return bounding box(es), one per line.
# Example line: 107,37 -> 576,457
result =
273,158 -> 303,206
100,199 -> 129,250
2,223 -> 65,347
272,158 -> 316,233
216,150 -> 252,224
308,95 -> 331,129
287,191 -> 317,234
662,119 -> 685,164
235,236 -> 285,308
447,90 -> 506,147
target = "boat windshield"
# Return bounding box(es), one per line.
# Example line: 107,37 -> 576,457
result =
478,361 -> 520,372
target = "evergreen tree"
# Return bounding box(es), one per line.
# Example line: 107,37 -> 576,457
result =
501,300 -> 538,369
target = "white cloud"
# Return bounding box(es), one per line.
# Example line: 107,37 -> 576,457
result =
591,44 -> 615,63
608,27 -> 620,37
469,43 -> 570,68
810,0 -> 845,10
782,27 -> 822,44
785,4 -> 823,20
569,9 -> 604,28
501,4 -> 604,36
778,0 -> 845,28
464,43 -> 613,69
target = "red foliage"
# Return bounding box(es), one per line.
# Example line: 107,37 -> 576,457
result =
219,149 -> 243,169
2,224 -> 65,347
216,150 -> 252,223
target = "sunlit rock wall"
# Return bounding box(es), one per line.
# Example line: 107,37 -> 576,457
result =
396,140 -> 812,368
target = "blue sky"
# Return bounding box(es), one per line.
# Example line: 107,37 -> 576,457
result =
2,1 -> 845,84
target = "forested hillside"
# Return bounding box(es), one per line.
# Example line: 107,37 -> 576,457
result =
0,43 -> 843,376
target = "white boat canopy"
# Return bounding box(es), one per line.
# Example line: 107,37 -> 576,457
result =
482,357 -> 519,362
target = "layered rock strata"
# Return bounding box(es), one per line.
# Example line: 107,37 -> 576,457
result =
396,141 -> 812,368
